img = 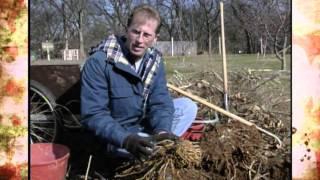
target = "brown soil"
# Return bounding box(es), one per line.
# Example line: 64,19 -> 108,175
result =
199,121 -> 290,180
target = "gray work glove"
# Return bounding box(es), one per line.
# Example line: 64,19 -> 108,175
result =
123,134 -> 154,160
152,132 -> 179,142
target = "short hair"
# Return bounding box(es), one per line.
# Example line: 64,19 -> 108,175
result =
127,4 -> 162,34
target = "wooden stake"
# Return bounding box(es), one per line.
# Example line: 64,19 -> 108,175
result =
220,1 -> 229,111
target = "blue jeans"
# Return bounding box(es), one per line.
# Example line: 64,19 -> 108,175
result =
108,97 -> 197,157
171,97 -> 198,136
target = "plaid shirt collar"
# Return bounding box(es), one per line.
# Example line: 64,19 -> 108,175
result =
89,34 -> 162,77
89,35 -> 148,65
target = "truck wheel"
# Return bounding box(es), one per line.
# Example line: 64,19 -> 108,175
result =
30,80 -> 59,143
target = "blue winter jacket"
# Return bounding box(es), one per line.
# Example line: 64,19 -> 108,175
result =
80,35 -> 174,148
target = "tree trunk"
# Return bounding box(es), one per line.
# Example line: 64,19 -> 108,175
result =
245,30 -> 252,53
260,37 -> 263,54
191,11 -> 194,41
78,10 -> 85,59
263,37 -> 267,58
219,35 -> 221,55
281,36 -> 287,70
209,32 -> 212,55
62,0 -> 68,50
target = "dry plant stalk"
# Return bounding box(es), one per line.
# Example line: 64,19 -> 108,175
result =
175,140 -> 202,167
114,139 -> 203,179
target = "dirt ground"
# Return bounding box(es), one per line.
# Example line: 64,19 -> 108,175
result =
61,70 -> 291,180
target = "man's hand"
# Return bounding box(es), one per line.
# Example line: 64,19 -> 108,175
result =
152,132 -> 179,142
123,134 -> 154,160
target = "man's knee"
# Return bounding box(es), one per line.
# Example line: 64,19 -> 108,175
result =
172,97 -> 198,136
185,97 -> 198,114
174,97 -> 198,115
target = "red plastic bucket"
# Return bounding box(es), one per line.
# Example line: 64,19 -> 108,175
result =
31,143 -> 70,180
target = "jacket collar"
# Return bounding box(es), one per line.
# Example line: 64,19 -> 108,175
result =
89,35 -> 160,80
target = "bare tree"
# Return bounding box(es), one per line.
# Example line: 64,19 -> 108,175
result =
30,1 -> 63,58
48,0 -> 89,59
157,0 -> 176,39
93,0 -> 133,35
30,0 -> 291,62
230,0 -> 259,53
198,0 -> 220,55
272,0 -> 291,70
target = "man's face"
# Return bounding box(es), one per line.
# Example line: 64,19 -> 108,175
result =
126,17 -> 158,61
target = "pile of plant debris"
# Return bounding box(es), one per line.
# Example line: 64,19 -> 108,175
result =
65,70 -> 291,179
167,70 -> 291,179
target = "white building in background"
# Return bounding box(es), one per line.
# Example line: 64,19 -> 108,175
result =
155,41 -> 197,56
63,49 -> 79,61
